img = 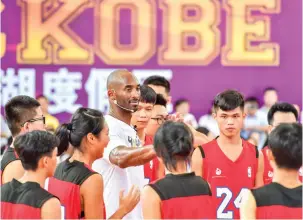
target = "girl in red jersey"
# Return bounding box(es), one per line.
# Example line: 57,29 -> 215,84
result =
47,108 -> 140,219
241,123 -> 302,219
142,121 -> 215,219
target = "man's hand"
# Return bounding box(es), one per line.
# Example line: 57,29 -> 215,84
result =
167,112 -> 184,123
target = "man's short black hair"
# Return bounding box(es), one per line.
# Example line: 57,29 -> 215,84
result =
213,90 -> 244,111
155,94 -> 167,107
143,76 -> 170,94
5,95 -> 41,137
268,123 -> 302,170
14,130 -> 59,171
245,97 -> 259,104
267,102 -> 298,125
264,87 -> 277,94
140,85 -> 157,104
174,98 -> 189,109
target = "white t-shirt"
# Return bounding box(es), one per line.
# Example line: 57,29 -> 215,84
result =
92,115 -> 144,219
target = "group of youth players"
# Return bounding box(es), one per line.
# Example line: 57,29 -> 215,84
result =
1,70 -> 302,219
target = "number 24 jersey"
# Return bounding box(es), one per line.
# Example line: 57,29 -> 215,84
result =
200,139 -> 259,219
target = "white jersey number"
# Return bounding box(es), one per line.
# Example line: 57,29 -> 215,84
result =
216,187 -> 249,219
61,205 -> 65,220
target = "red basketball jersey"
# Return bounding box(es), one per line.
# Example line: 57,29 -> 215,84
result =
200,139 -> 259,219
262,146 -> 302,184
149,172 -> 215,219
0,147 -> 20,185
144,135 -> 163,183
252,182 -> 302,219
47,160 -> 105,219
1,179 -> 57,219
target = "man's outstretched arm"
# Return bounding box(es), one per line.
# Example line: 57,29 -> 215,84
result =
109,145 -> 156,168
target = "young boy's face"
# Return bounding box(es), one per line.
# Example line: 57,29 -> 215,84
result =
146,105 -> 168,137
131,102 -> 154,130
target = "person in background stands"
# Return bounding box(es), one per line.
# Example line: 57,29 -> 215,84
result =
241,97 -> 268,149
198,106 -> 220,137
258,87 -> 278,123
37,95 -> 60,132
174,98 -> 198,128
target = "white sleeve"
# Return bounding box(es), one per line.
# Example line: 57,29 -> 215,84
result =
103,135 -> 126,162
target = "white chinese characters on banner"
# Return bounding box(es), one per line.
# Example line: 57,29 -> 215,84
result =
85,69 -> 116,114
85,69 -> 173,114
0,68 -> 35,107
43,68 -> 82,114
1,68 -> 173,116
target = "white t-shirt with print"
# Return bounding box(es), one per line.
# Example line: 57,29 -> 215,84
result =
92,115 -> 144,219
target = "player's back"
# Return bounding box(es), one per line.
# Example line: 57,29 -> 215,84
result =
201,139 -> 258,219
262,146 -> 303,184
148,172 -> 215,219
0,147 -> 20,185
252,182 -> 302,219
1,179 -> 56,219
47,159 -> 100,219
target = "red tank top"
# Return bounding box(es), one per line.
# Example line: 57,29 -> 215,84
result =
252,182 -> 302,219
47,160 -> 105,219
1,179 -> 57,219
144,135 -> 162,183
200,139 -> 258,219
149,172 -> 215,219
262,146 -> 302,184
0,147 -> 20,185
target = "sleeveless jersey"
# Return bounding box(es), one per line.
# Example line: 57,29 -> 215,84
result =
47,159 -> 105,219
262,146 -> 302,184
149,172 -> 215,219
200,139 -> 259,219
252,182 -> 302,219
0,147 -> 20,185
1,179 -> 57,219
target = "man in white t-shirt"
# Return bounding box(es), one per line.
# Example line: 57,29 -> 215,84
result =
93,70 -> 156,219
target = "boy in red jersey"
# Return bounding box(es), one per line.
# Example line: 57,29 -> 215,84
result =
241,123 -> 302,219
131,85 -> 157,145
1,96 -> 45,185
263,102 -> 301,184
1,131 -> 61,219
131,89 -> 166,183
192,90 -> 264,219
